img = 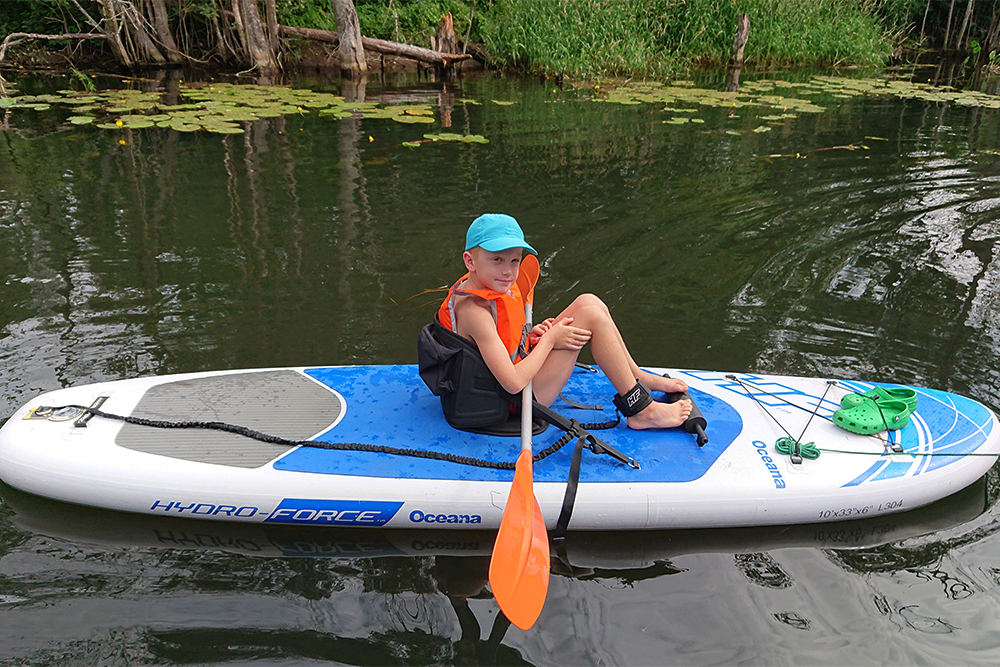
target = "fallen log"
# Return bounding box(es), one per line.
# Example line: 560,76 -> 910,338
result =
278,25 -> 472,67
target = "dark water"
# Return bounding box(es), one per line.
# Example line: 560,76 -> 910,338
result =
3,69 -> 1000,664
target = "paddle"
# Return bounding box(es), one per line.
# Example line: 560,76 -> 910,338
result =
488,252 -> 550,631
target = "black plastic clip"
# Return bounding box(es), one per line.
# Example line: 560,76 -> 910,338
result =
74,396 -> 108,428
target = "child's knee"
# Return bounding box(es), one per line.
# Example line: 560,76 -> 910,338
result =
571,294 -> 613,326
573,293 -> 610,314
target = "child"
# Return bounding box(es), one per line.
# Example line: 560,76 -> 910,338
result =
438,213 -> 692,430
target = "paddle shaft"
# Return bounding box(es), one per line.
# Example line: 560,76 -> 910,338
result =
521,302 -> 533,453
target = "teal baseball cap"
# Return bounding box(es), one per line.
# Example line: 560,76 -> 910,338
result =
465,213 -> 537,255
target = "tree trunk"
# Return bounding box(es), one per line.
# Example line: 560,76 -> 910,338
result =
956,0 -> 976,52
121,0 -> 165,64
729,13 -> 749,67
97,0 -> 132,67
147,0 -> 182,64
434,13 -> 457,53
237,0 -> 279,72
231,0 -> 248,56
985,12 -> 1000,57
211,11 -> 236,60
264,0 -> 279,55
462,0 -> 476,55
726,13 -> 749,92
944,0 -> 957,50
331,0 -> 367,76
97,0 -> 165,66
919,0 -> 931,46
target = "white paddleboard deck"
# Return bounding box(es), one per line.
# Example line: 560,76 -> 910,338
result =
0,365 -> 996,531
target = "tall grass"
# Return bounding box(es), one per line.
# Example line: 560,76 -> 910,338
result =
676,0 -> 894,66
480,0 -> 897,78
477,0 -> 680,78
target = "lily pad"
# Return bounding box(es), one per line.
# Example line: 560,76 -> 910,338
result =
393,115 -> 435,124
64,96 -> 101,105
120,117 -> 155,129
319,109 -> 355,119
252,106 -> 285,117
402,106 -> 434,116
204,124 -> 244,134
421,133 -> 490,144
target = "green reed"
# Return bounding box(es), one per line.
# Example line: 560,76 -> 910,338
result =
479,0 -> 897,78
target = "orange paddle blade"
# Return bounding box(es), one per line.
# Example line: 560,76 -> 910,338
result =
516,253 -> 540,306
488,449 -> 550,630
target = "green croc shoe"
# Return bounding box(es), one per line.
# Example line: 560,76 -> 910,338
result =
833,398 -> 911,435
841,386 -> 917,413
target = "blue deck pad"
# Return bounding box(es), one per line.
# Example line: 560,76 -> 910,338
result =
271,366 -> 744,483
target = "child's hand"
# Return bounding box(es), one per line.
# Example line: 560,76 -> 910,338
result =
533,318 -> 556,334
527,318 -> 556,347
543,317 -> 591,350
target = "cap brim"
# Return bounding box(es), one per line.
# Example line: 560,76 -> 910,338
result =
477,237 -> 537,255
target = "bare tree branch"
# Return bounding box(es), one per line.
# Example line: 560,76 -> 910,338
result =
0,32 -> 106,64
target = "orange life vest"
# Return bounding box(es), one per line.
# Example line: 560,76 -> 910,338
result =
437,274 -> 529,362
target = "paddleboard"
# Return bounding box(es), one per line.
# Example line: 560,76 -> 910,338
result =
3,474 -> 987,567
0,365 -> 996,531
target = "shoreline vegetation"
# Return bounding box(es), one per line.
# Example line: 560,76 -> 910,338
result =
0,1 -> 997,83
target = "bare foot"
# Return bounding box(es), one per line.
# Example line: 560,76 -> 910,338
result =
643,373 -> 689,394
627,399 -> 692,430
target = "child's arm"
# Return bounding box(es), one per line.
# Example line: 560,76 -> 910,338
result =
460,302 -> 589,395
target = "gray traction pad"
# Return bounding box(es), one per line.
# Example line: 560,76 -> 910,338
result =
115,370 -> 343,468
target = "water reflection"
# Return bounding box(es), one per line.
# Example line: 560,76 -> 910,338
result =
0,474 -> 991,663
721,134 -> 1000,409
4,75 -> 1000,406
